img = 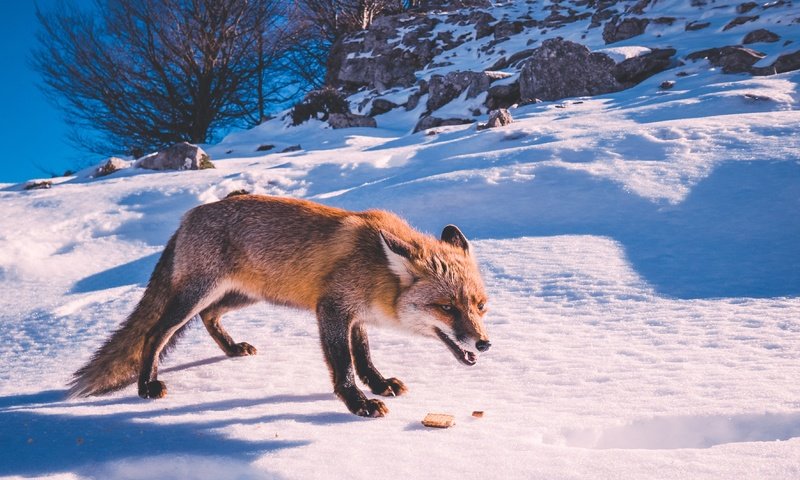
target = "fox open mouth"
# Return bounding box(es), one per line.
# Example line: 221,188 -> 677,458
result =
435,328 -> 477,366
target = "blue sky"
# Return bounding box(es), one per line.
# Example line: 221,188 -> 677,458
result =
0,1 -> 95,183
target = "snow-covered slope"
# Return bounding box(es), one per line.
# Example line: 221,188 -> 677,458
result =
1,3 -> 800,480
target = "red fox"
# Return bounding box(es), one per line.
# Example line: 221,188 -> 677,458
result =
69,195 -> 491,417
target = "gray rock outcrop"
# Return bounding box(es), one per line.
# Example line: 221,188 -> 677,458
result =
519,38 -> 621,102
95,157 -> 129,177
137,142 -> 214,171
478,108 -> 513,130
427,71 -> 492,111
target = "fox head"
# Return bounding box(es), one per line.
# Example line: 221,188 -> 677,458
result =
380,225 -> 491,365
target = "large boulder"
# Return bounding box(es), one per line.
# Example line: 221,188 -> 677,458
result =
519,38 -> 621,102
427,71 -> 492,111
137,142 -> 214,171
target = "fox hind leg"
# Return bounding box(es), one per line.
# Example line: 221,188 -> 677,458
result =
351,323 -> 407,397
200,292 -> 258,357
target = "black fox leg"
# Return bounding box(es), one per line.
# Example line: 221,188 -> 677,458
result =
200,292 -> 257,356
138,285 -> 211,399
316,298 -> 388,417
351,323 -> 407,397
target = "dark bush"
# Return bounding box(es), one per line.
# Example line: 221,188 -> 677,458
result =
290,87 -> 350,125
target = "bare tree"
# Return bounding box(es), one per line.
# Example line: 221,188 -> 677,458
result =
33,0 -> 291,157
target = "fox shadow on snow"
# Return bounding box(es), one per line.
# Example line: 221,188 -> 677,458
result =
0,388 -> 359,477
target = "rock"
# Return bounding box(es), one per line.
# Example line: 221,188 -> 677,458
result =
685,21 -> 711,31
688,46 -> 766,74
723,15 -> 758,31
489,48 -> 536,70
752,50 -> 800,75
406,90 -> 424,111
413,116 -> 474,133
24,180 -> 52,190
137,142 -> 214,171
472,11 -> 497,39
629,0 -> 652,15
280,145 -> 302,153
612,48 -> 677,85
659,80 -> 676,89
328,113 -> 378,129
493,20 -> 524,40
95,157 -> 129,177
256,144 -> 274,152
427,71 -> 491,112
737,2 -> 758,14
743,29 -> 780,44
369,98 -> 399,116
477,109 -> 513,130
603,17 -> 650,44
519,38 -> 621,102
485,81 -> 520,109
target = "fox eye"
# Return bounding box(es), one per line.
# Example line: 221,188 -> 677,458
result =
439,304 -> 453,313
477,302 -> 486,311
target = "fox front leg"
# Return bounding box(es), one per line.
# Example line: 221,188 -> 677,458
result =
316,298 -> 388,417
351,323 -> 407,397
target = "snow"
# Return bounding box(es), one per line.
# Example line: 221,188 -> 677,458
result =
2,1 -> 800,479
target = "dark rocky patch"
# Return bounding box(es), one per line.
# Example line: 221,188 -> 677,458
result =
723,15 -> 759,31
603,17 -> 650,44
612,48 -> 677,85
688,46 -> 766,73
743,29 -> 780,44
427,71 -> 491,112
685,21 -> 711,31
413,116 -> 475,133
369,98 -> 400,116
328,113 -> 378,129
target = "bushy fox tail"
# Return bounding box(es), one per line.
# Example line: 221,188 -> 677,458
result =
68,235 -> 178,398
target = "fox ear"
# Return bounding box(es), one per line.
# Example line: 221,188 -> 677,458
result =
441,224 -> 470,252
379,230 -> 415,287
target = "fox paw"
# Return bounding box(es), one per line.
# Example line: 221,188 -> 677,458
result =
227,342 -> 257,357
139,380 -> 167,399
372,377 -> 407,397
353,398 -> 389,418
